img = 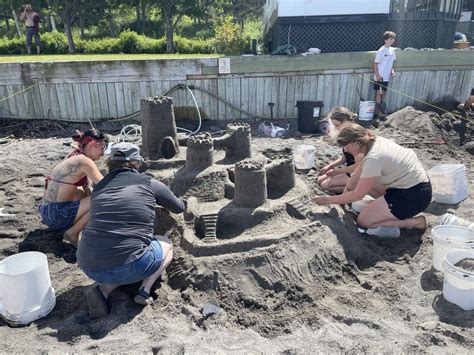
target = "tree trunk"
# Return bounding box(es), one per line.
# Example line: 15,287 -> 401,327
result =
61,12 -> 76,53
11,8 -> 22,37
107,6 -> 115,36
79,13 -> 85,38
141,2 -> 147,28
4,10 -> 11,35
135,0 -> 142,33
50,15 -> 57,31
163,6 -> 175,53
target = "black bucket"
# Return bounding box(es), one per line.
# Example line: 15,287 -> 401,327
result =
295,101 -> 324,133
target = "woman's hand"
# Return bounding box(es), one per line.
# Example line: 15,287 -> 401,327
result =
318,164 -> 332,176
312,195 -> 331,205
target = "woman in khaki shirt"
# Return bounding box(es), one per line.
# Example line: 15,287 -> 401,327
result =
313,123 -> 431,231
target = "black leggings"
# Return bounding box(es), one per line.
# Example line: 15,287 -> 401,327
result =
384,181 -> 432,220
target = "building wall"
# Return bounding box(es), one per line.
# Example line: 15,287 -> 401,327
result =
0,52 -> 473,122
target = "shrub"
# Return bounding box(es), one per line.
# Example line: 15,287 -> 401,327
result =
213,16 -> 248,55
76,37 -> 120,53
174,35 -> 214,54
0,36 -> 24,54
41,31 -> 69,54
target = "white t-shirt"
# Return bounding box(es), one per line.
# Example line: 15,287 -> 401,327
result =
374,46 -> 396,82
360,136 -> 429,189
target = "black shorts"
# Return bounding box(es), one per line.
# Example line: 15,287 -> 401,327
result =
374,81 -> 389,92
384,181 -> 432,220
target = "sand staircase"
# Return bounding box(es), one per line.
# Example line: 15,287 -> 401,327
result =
286,198 -> 313,219
201,213 -> 219,242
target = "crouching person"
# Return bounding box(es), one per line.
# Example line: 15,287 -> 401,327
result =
76,142 -> 185,318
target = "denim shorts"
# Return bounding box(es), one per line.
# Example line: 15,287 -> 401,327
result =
38,200 -> 80,230
82,239 -> 164,285
26,27 -> 40,47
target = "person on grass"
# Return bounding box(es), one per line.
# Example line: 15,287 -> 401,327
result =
76,142 -> 185,318
39,129 -> 106,246
20,4 -> 41,55
313,123 -> 431,232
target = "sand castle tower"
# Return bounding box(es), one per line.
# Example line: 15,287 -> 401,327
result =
186,133 -> 214,172
141,96 -> 179,160
266,158 -> 295,192
214,122 -> 251,161
234,160 -> 267,208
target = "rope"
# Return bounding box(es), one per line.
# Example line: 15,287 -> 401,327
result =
0,83 -> 39,104
352,73 -> 472,123
118,124 -> 142,143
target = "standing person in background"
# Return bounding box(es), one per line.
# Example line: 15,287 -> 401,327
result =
373,31 -> 396,119
20,4 -> 41,55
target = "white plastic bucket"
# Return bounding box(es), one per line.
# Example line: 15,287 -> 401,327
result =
431,225 -> 474,272
442,250 -> 474,310
293,145 -> 316,170
358,101 -> 375,121
427,164 -> 468,204
0,252 -> 56,325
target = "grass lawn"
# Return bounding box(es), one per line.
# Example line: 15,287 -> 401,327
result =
0,53 -> 221,63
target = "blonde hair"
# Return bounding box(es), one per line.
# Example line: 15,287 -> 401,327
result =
336,123 -> 376,148
329,107 -> 357,123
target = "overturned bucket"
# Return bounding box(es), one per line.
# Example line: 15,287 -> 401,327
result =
0,252 -> 56,325
442,250 -> 474,311
431,225 -> 474,272
293,145 -> 316,170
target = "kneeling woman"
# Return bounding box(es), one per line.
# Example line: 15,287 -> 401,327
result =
77,142 -> 185,318
39,129 -> 106,245
313,123 -> 431,230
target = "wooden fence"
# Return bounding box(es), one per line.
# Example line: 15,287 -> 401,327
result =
0,51 -> 473,122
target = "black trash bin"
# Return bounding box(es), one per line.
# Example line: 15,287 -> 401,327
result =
295,100 -> 324,133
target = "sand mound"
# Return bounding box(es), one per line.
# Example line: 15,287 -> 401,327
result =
0,113 -> 473,352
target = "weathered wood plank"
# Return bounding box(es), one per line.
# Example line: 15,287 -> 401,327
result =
46,84 -> 61,120
71,84 -> 84,120
224,77 -> 234,120
0,86 -> 13,117
89,83 -> 101,120
248,78 -> 258,119
114,82 -> 126,118
285,75 -> 297,118
207,79 -> 218,120
96,83 -> 109,119
106,83 -> 117,118
80,83 -> 93,121
217,78 -> 226,120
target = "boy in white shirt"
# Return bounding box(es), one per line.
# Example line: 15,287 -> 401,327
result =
373,31 -> 396,118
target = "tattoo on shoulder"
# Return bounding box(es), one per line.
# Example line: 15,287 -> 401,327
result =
45,160 -> 82,201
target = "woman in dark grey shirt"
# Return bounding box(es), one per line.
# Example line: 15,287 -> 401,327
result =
77,142 -> 185,318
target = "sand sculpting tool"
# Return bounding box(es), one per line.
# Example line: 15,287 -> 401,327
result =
0,208 -> 15,217
399,137 -> 445,145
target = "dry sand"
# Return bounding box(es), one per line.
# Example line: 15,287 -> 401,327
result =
0,106 -> 473,352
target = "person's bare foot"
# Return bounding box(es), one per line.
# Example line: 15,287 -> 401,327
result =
63,230 -> 80,246
413,216 -> 427,230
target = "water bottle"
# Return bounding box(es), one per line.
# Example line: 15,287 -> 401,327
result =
358,227 -> 401,238
438,213 -> 474,230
